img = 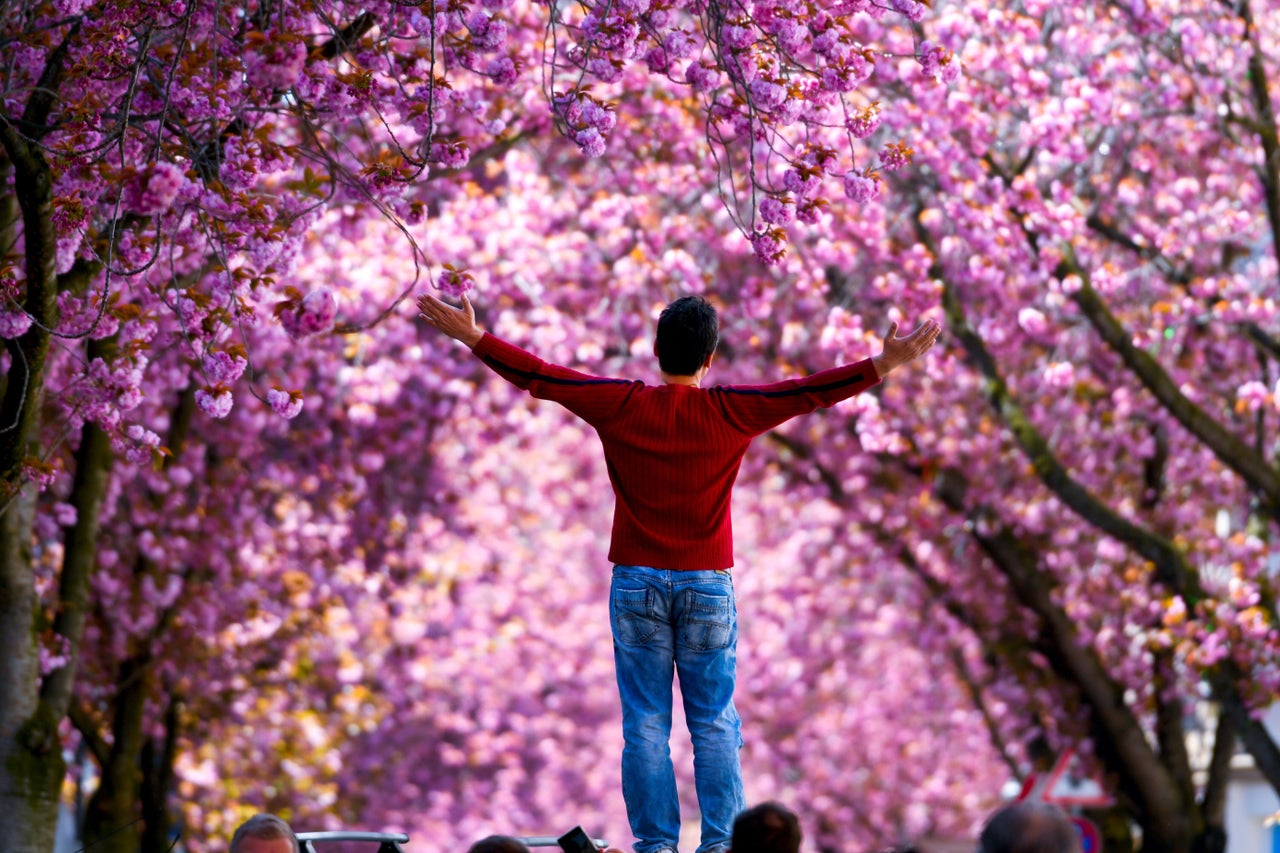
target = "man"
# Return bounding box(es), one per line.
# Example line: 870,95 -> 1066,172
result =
468,837 -> 532,853
976,802 -> 1081,853
229,814 -> 298,853
729,803 -> 801,853
418,293 -> 940,853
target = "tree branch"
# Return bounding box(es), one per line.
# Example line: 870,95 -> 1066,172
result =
38,416 -> 112,715
67,701 -> 110,768
1062,258 -> 1280,519
937,274 -> 1204,601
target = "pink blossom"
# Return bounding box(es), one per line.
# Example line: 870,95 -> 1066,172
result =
268,388 -> 305,419
662,30 -> 696,60
1017,307 -> 1048,336
918,41 -> 960,83
846,104 -> 881,139
1236,381 -> 1270,412
759,196 -> 795,225
686,61 -> 721,92
749,229 -> 787,265
245,37 -> 308,90
582,101 -> 616,133
430,140 -> 472,169
280,288 -> 337,340
842,170 -> 880,204
203,350 -> 248,385
879,142 -> 913,171
53,502 -> 78,527
39,634 -> 71,676
0,306 -> 33,338
748,79 -> 787,112
122,162 -> 185,216
783,168 -> 822,198
575,127 -> 606,158
796,200 -> 824,223
719,23 -> 755,50
892,0 -> 925,22
486,57 -> 518,86
196,388 -> 234,419
122,423 -> 162,464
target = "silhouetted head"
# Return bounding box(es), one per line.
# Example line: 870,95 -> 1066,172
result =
731,802 -> 802,853
467,836 -> 532,853
229,814 -> 298,853
655,296 -> 718,375
977,802 -> 1080,853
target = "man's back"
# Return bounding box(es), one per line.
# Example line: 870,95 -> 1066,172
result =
472,332 -> 881,569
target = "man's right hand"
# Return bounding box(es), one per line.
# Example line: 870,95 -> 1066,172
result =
870,317 -> 942,378
417,292 -> 484,348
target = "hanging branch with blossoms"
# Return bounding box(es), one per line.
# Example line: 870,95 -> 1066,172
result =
539,0 -> 959,263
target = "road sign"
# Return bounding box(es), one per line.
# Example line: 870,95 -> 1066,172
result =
1041,749 -> 1115,808
1017,748 -> 1115,809
1071,817 -> 1102,853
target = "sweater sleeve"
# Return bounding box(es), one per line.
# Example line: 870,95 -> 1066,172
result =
472,332 -> 640,427
710,358 -> 881,436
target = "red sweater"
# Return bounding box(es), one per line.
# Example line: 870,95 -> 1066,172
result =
473,332 -> 881,570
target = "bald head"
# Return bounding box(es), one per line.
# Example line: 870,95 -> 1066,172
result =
977,802 -> 1081,853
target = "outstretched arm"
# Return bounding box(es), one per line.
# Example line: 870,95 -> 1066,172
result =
870,318 -> 942,378
417,293 -> 483,348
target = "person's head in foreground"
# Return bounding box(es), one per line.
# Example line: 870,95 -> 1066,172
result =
655,295 -> 719,377
229,814 -> 298,853
467,836 -> 532,853
976,802 -> 1081,853
731,801 -> 802,853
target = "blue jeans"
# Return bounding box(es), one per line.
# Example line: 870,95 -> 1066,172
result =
610,565 -> 746,853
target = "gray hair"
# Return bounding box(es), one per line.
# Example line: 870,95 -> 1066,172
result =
230,814 -> 298,853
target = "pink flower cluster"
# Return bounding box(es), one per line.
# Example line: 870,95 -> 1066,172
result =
196,387 -> 234,419
69,355 -> 148,429
879,142 -> 913,171
121,161 -> 185,216
279,288 -> 337,340
430,140 -> 473,170
0,305 -> 33,338
759,196 -> 796,226
749,228 -> 788,264
438,265 -> 475,298
846,102 -> 882,139
245,36 -> 308,91
120,423 -> 162,465
552,91 -> 617,158
842,170 -> 880,204
203,350 -> 248,385
918,41 -> 960,84
268,388 -> 305,419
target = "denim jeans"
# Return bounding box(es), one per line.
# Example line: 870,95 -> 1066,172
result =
610,565 -> 746,853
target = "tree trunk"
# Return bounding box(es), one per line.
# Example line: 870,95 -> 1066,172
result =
82,658 -> 149,853
0,125 -> 66,853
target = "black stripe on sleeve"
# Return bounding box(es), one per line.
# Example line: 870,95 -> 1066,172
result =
716,372 -> 868,398
481,354 -> 635,388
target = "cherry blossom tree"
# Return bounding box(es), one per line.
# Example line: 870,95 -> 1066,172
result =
0,1 -> 959,852
7,0 -> 1280,852
770,1 -> 1280,850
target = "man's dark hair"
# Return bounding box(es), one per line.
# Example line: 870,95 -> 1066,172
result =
656,296 -> 718,375
731,801 -> 802,853
467,836 -> 531,853
977,802 -> 1080,853
229,814 -> 298,853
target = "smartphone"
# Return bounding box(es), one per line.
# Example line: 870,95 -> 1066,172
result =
557,826 -> 596,853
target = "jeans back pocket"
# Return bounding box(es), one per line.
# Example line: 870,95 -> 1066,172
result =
678,589 -> 734,651
612,585 -> 661,645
